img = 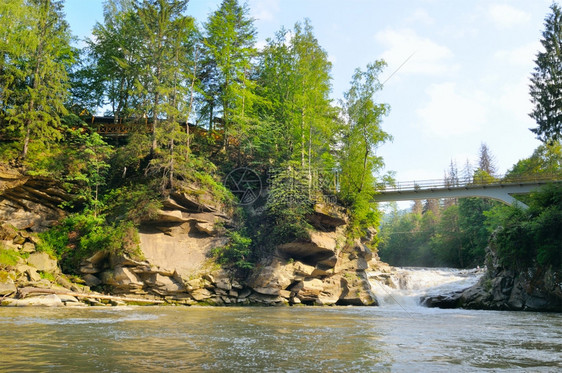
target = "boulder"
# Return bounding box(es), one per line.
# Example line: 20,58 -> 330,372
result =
27,252 -> 58,273
191,288 -> 212,301
83,274 -> 102,287
0,224 -> 18,241
0,282 -> 16,296
195,221 -> 215,235
100,267 -> 143,290
338,272 -> 378,306
296,278 -> 324,303
316,275 -> 344,305
154,209 -> 188,223
148,273 -> 185,293
21,242 -> 36,253
246,259 -> 294,296
7,294 -> 63,307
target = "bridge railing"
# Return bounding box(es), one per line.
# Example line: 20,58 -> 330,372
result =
380,173 -> 562,192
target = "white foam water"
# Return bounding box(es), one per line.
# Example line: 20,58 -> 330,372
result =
368,267 -> 484,308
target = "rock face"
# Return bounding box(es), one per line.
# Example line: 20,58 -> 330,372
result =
74,197 -> 378,306
246,208 -> 378,306
421,242 -> 562,312
0,168 -> 68,232
73,184 -> 237,304
0,167 -> 380,307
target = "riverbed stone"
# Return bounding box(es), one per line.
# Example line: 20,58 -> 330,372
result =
12,294 -> 63,307
0,282 -> 16,296
27,252 -> 58,273
191,288 -> 212,301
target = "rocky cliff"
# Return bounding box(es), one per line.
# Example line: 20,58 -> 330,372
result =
0,167 -> 67,232
0,169 -> 379,307
421,239 -> 562,312
77,200 -> 378,306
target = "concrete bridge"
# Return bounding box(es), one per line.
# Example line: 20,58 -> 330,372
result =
374,174 -> 562,209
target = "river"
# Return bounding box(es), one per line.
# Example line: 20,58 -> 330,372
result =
0,268 -> 560,372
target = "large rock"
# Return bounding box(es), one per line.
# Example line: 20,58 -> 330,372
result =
0,282 -> 16,296
138,223 -> 228,278
27,252 -> 58,273
146,273 -> 185,294
5,294 -> 63,307
277,231 -> 340,267
0,174 -> 68,232
246,258 -> 294,296
100,267 -> 143,291
80,251 -> 109,274
306,203 -> 347,231
338,271 -> 378,306
423,242 -> 562,312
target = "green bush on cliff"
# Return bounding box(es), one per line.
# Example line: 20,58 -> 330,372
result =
38,211 -> 141,274
212,231 -> 253,271
491,183 -> 562,269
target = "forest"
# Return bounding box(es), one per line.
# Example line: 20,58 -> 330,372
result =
379,142 -> 562,269
0,0 -> 391,272
1,0 -> 561,273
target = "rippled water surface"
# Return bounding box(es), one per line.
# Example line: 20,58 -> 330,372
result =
1,305 -> 561,372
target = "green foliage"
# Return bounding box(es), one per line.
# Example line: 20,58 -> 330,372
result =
492,183 -> 562,269
1,0 -> 73,160
530,3 -> 562,142
202,0 -> 257,152
339,61 -> 391,237
38,211 -> 141,273
102,184 -> 162,225
265,162 -> 313,243
212,231 -> 253,270
39,271 -> 55,282
379,199 -> 492,268
0,246 -> 21,267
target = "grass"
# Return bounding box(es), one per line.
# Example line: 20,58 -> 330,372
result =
0,247 -> 21,267
39,271 -> 56,282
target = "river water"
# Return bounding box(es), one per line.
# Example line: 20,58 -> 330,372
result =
0,268 -> 561,372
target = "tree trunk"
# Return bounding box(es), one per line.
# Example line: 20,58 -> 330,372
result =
301,108 -> 305,168
186,46 -> 198,160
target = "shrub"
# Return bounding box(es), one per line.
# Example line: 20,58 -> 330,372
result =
212,231 -> 253,270
38,211 -> 142,274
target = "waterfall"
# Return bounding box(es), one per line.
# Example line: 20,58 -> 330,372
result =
368,267 -> 484,308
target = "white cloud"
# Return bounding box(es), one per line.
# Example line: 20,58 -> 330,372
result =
248,0 -> 280,21
494,41 -> 540,68
416,82 -> 488,137
375,28 -> 458,76
406,9 -> 434,26
488,4 -> 530,29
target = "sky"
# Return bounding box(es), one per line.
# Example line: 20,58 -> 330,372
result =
64,0 -> 553,187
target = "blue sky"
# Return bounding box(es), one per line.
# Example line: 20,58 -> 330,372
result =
64,0 -> 552,187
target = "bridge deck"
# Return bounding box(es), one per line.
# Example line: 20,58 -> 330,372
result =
374,174 -> 562,208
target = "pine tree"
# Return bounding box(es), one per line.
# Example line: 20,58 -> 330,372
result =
478,142 -> 497,177
202,0 -> 257,153
530,3 -> 562,142
2,0 -> 73,160
87,0 -> 143,121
